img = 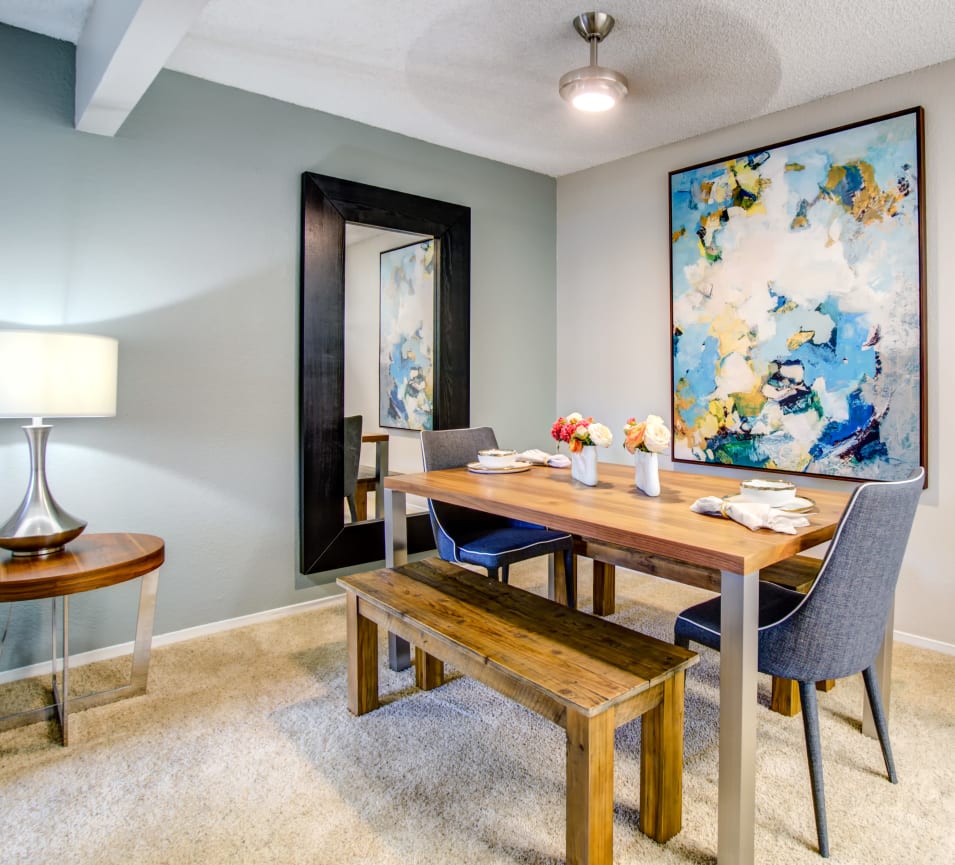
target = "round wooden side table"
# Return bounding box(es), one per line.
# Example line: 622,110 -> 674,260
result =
0,533 -> 164,745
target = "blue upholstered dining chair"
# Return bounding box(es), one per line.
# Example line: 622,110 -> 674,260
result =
420,427 -> 576,604
674,468 -> 924,857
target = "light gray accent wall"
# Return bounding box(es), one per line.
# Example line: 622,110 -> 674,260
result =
557,59 -> 955,649
0,25 -> 557,671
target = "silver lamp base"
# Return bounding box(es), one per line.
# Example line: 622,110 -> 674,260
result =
0,424 -> 86,557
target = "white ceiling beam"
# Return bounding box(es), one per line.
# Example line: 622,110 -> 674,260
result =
75,0 -> 211,136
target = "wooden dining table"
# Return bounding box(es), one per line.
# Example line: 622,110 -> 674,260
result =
383,462 -> 853,865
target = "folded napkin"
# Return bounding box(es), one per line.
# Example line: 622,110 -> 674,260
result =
519,449 -> 571,468
690,496 -> 810,534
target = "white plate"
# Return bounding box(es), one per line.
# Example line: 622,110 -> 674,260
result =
467,461 -> 531,474
723,494 -> 816,514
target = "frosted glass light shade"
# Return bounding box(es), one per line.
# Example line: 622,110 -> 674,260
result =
0,331 -> 118,418
559,66 -> 629,113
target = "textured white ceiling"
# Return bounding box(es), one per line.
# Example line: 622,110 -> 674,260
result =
3,0 -> 955,176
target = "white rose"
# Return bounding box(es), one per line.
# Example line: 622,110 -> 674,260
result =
565,412 -> 583,424
643,416 -> 671,453
588,422 -> 613,448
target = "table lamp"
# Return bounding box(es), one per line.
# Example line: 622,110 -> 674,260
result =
0,331 -> 118,557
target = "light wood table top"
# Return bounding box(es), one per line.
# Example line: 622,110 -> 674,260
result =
385,463 -> 849,576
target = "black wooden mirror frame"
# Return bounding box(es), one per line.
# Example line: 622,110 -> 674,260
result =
299,172 -> 471,574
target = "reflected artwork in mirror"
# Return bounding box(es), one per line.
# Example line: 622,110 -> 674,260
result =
299,173 -> 470,575
379,238 -> 435,431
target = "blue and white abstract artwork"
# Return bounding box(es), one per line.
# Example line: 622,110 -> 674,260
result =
379,239 -> 434,431
670,109 -> 924,481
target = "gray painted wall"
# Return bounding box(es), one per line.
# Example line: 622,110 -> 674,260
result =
557,60 -> 955,650
0,25 -> 558,671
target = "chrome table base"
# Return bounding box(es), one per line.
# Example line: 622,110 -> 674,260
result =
0,570 -> 159,745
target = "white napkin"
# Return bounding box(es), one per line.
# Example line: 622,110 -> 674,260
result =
690,496 -> 810,534
519,449 -> 570,468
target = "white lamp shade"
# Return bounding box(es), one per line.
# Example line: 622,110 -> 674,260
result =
0,331 -> 118,419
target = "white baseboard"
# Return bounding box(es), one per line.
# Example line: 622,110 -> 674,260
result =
0,593 -> 344,686
3,596 -> 952,685
893,629 -> 955,656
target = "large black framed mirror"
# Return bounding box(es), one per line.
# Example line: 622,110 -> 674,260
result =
299,173 -> 470,574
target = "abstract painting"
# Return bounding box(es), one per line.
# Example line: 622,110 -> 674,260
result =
379,238 -> 435,430
670,108 -> 925,481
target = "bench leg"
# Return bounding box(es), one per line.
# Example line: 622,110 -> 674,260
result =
772,676 -> 837,716
640,672 -> 685,843
771,676 -> 800,716
565,708 -> 614,865
414,647 -> 445,690
592,561 -> 616,616
345,593 -> 379,715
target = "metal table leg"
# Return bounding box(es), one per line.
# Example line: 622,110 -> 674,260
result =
384,488 -> 411,671
373,438 -> 389,521
0,570 -> 160,744
50,595 -> 70,745
70,569 -> 159,711
718,569 -> 759,865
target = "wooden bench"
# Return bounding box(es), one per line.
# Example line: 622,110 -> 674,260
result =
338,557 -> 698,865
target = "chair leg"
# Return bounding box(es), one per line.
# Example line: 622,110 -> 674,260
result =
500,564 -> 509,584
862,666 -> 898,783
346,494 -> 358,522
674,634 -> 690,650
562,548 -> 577,609
798,681 -> 830,857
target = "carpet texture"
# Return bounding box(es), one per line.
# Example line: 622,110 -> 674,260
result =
1,559 -> 953,865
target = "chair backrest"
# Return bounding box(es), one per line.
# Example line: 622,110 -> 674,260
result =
759,468 -> 924,681
343,415 -> 363,497
421,426 -> 498,471
420,427 -> 506,556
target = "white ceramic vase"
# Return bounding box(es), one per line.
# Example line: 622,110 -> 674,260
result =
570,446 -> 599,486
634,450 -> 661,496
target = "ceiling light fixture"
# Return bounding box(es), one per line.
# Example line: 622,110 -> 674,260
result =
559,12 -> 629,113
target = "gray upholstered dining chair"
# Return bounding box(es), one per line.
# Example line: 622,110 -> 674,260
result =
674,468 -> 923,857
420,427 -> 576,604
343,415 -> 363,522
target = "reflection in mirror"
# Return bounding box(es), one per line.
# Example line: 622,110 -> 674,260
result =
343,224 -> 431,524
299,172 -> 470,576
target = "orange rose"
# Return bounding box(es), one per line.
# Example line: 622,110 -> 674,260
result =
623,420 -> 647,454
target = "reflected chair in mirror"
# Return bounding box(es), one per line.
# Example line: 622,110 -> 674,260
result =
421,427 -> 577,606
673,468 -> 923,857
344,415 -> 387,522
343,415 -> 365,522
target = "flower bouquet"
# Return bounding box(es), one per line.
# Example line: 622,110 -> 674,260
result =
623,414 -> 670,496
552,412 -> 612,485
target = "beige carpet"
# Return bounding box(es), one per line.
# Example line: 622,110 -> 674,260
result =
1,560 -> 953,865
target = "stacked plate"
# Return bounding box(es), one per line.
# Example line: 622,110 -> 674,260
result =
723,478 -> 816,513
468,449 -> 530,474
